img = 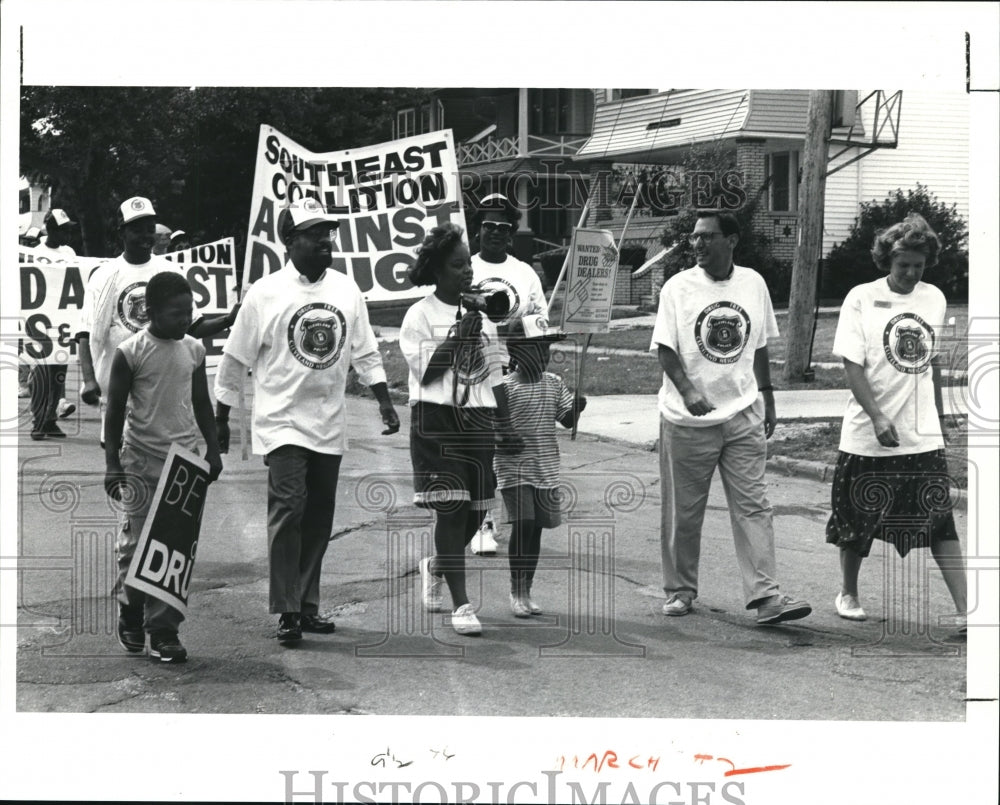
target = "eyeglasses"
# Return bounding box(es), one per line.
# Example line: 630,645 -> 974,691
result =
687,232 -> 725,245
481,221 -> 514,234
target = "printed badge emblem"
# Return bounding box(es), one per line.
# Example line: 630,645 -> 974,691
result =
288,303 -> 347,369
883,313 -> 934,374
473,276 -> 519,323
117,282 -> 150,332
694,302 -> 751,364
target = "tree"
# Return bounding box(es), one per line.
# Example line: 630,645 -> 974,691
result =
822,184 -> 969,301
20,86 -> 430,261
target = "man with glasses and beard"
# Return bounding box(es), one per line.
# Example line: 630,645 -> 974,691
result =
650,210 -> 812,626
214,198 -> 399,645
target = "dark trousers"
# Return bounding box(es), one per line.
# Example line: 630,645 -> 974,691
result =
30,364 -> 67,429
266,445 -> 343,615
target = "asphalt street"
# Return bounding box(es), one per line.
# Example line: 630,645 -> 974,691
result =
11,382 -> 971,721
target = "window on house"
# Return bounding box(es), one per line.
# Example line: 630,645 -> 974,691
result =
529,89 -> 574,135
767,151 -> 799,213
396,108 -> 415,139
420,105 -> 431,134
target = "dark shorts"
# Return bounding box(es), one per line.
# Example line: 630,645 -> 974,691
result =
410,402 -> 496,512
500,484 -> 562,529
825,449 -> 960,558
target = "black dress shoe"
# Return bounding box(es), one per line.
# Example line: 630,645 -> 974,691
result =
301,613 -> 336,633
277,612 -> 302,644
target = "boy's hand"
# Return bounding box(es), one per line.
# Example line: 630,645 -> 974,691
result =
206,452 -> 223,483
575,394 -> 588,413
104,464 -> 127,501
216,419 -> 231,454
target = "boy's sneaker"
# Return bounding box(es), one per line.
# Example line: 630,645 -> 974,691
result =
420,557 -> 444,612
757,594 -> 812,625
277,612 -> 302,644
42,422 -> 67,439
524,587 -> 543,615
469,521 -> 498,555
509,593 -> 532,619
116,606 -> 145,653
450,603 -> 482,635
57,398 -> 76,419
149,632 -> 187,663
662,594 -> 693,617
29,428 -> 47,441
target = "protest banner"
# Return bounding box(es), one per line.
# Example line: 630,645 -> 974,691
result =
124,444 -> 210,617
548,227 -> 621,335
243,125 -> 465,300
18,238 -> 236,367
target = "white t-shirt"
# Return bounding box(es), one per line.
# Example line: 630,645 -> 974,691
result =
650,264 -> 779,426
399,293 -> 503,408
118,329 -> 205,459
833,277 -> 946,456
34,239 -> 77,261
218,265 -> 386,456
470,253 -> 546,326
81,253 -> 182,393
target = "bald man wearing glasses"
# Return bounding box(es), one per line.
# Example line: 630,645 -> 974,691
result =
650,210 -> 811,627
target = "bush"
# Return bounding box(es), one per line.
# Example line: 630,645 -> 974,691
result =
822,184 -> 969,301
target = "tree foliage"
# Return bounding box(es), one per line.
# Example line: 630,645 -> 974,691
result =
20,86 -> 429,259
821,184 -> 969,301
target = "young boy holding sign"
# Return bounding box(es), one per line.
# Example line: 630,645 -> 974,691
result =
104,272 -> 223,663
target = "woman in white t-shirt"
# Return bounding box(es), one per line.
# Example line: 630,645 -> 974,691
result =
399,223 -> 523,636
826,214 -> 966,634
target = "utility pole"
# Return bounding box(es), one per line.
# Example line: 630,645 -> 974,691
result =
783,90 -> 834,382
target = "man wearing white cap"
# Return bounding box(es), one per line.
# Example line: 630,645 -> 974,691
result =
28,209 -> 79,438
77,196 -> 238,437
214,198 -> 400,645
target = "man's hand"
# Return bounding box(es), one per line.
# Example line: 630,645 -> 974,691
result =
872,414 -> 900,448
763,397 -> 776,439
82,380 -> 101,406
681,387 -> 715,417
216,419 -> 231,454
380,402 -> 400,435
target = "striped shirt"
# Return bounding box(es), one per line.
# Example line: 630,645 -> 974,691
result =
494,371 -> 574,489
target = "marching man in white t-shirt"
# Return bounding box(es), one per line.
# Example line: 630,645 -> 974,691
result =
468,192 -> 547,555
651,210 -> 812,626
214,199 -> 400,645
77,196 -> 239,444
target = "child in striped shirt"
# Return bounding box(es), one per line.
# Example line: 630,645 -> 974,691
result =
495,315 -> 586,617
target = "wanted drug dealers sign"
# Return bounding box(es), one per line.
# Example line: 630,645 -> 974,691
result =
244,125 -> 465,300
125,445 -> 210,617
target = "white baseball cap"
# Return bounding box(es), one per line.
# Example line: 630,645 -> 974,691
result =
279,198 -> 339,243
118,196 -> 157,225
44,208 -> 77,228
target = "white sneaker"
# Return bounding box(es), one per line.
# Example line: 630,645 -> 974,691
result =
524,590 -> 542,615
662,594 -> 693,617
469,522 -> 498,555
57,398 -> 76,419
834,592 -> 866,621
419,557 -> 443,612
18,384 -> 30,398
509,593 -> 531,618
451,603 -> 482,635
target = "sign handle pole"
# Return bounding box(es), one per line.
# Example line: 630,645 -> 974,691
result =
545,194 -> 593,315
569,183 -> 642,441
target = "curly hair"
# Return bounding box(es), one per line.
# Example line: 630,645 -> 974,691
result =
870,213 -> 940,271
146,271 -> 192,312
470,193 -> 522,232
408,222 -> 466,287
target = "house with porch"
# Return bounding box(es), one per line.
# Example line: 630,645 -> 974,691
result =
393,88 -> 656,281
573,88 -> 969,304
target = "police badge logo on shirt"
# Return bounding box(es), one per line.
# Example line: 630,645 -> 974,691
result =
117,282 -> 151,332
883,312 -> 934,374
287,303 -> 347,369
694,302 -> 752,364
